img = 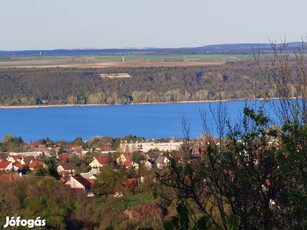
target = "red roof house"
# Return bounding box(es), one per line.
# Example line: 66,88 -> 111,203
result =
66,175 -> 92,191
116,153 -> 132,165
0,161 -> 16,171
71,145 -> 85,153
89,155 -> 109,168
14,163 -> 24,171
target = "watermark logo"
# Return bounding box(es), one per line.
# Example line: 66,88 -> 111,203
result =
3,216 -> 46,228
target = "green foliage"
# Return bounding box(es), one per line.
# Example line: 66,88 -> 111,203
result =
37,137 -> 54,146
158,106 -> 307,229
108,152 -> 119,164
93,166 -> 125,196
1,134 -> 24,152
0,177 -> 76,229
75,163 -> 91,174
69,154 -> 81,166
32,165 -> 49,177
127,166 -> 138,179
44,156 -> 60,178
164,202 -> 190,230
193,216 -> 213,230
72,136 -> 83,145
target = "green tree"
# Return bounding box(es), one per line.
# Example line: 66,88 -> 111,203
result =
45,156 -> 60,178
1,134 -> 24,152
157,41 -> 307,229
93,166 -> 125,196
164,202 -> 191,230
158,107 -> 307,229
32,164 -> 49,177
72,136 -> 83,145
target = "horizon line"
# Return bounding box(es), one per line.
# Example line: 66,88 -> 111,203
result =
0,41 -> 302,53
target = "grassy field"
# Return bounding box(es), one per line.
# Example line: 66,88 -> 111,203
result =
0,53 -> 253,68
94,54 -> 252,62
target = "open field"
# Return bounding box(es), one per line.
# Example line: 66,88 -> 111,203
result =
0,53 -> 252,68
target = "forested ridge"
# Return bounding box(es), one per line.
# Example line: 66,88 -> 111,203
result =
0,61 -> 271,106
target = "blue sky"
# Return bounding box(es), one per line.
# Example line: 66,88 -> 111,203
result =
0,0 -> 306,50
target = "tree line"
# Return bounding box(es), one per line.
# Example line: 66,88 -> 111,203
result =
0,62 -> 271,106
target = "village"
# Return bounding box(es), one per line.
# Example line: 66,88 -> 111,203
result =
0,135 -> 205,197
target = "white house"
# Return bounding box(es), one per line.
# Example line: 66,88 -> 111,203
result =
66,175 -> 91,192
80,168 -> 101,179
89,155 -> 109,168
0,161 -> 18,171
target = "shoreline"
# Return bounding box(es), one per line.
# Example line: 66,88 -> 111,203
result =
0,98 -> 279,109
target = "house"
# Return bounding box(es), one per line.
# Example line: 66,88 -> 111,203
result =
89,155 -> 109,168
57,162 -> 76,175
28,161 -> 47,170
116,153 -> 132,165
66,175 -> 92,192
71,145 -> 87,155
10,151 -> 43,158
0,161 -> 18,171
155,154 -> 170,169
6,155 -> 22,163
80,168 -> 101,179
20,156 -> 34,165
146,151 -> 161,161
14,162 -> 24,171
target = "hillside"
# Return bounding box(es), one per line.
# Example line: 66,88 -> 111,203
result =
0,61 -> 272,106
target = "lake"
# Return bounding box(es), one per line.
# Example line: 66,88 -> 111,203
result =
0,100 -> 277,142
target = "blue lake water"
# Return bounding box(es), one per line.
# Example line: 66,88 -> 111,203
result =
0,100 -> 277,142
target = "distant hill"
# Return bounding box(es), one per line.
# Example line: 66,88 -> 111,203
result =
192,42 -> 303,54
0,42 -> 303,57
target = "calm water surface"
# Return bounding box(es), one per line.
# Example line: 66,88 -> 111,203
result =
0,101 -> 276,142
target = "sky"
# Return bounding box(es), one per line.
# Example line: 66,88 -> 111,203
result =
0,0 -> 306,50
